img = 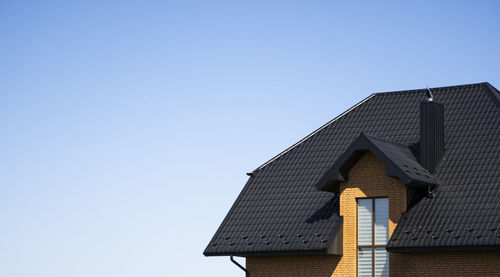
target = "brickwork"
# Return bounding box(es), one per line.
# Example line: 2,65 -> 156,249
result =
391,251 -> 500,276
246,255 -> 340,277
333,152 -> 407,276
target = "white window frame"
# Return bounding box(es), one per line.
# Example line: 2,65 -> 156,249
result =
357,197 -> 389,277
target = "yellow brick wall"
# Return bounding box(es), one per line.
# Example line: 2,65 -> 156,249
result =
246,255 -> 340,277
391,251 -> 500,276
333,152 -> 407,276
245,152 -> 500,276
246,251 -> 500,277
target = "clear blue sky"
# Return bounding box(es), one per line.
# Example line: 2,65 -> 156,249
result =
1,1 -> 499,276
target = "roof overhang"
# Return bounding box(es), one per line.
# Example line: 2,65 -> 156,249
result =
204,216 -> 344,257
204,249 -> 333,257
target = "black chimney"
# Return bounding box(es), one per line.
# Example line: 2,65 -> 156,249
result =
420,92 -> 444,173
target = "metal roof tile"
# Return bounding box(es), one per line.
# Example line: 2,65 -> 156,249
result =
204,82 -> 500,256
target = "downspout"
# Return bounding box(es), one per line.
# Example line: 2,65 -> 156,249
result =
230,255 -> 249,277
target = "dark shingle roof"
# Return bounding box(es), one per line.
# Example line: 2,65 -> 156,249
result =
315,132 -> 436,192
204,82 -> 500,256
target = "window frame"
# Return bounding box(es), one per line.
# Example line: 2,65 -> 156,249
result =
356,197 -> 389,277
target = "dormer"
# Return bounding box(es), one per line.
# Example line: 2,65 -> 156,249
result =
315,132 -> 437,193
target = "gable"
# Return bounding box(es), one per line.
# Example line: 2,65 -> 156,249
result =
334,152 -> 407,275
316,133 -> 436,193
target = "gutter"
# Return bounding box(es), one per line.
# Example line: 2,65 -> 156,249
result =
230,255 -> 249,277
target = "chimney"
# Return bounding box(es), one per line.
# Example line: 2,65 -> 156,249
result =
420,89 -> 444,173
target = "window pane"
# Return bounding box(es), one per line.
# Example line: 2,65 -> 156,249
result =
374,247 -> 389,277
374,198 -> 389,244
358,199 -> 372,245
358,248 -> 372,277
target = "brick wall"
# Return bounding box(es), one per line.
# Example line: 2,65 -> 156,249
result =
391,251 -> 500,276
247,251 -> 500,277
246,255 -> 340,277
332,152 -> 407,276
245,152 -> 500,276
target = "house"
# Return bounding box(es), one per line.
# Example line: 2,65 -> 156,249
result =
203,82 -> 500,276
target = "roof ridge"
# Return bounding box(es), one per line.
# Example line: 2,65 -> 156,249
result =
253,93 -> 376,172
374,82 -> 486,96
252,82 -> 493,173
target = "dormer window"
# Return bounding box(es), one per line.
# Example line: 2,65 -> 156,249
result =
357,198 -> 389,277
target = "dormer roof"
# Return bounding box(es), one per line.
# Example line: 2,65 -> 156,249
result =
316,133 -> 437,192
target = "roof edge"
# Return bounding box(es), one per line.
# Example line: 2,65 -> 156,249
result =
483,82 -> 500,108
203,176 -> 255,255
373,82 -> 487,96
387,245 -> 500,253
204,215 -> 344,258
254,93 -> 376,172
204,249 -> 334,258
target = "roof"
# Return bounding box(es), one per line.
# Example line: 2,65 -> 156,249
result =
204,82 -> 500,256
315,132 -> 436,192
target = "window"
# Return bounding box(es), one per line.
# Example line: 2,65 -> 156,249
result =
357,198 -> 389,277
